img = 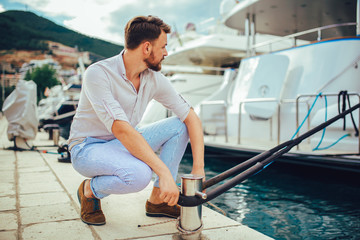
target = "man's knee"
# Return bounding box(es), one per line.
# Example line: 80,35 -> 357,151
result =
114,164 -> 152,192
132,165 -> 153,192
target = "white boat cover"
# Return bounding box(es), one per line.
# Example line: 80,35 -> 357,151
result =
2,80 -> 39,141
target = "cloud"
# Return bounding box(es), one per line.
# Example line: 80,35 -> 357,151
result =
6,0 -> 223,44
108,0 -> 223,41
0,4 -> 5,12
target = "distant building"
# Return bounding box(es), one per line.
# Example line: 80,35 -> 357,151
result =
19,57 -> 61,79
1,73 -> 21,87
47,41 -> 91,65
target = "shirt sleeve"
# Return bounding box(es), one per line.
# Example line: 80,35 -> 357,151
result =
82,65 -> 130,132
153,72 -> 192,122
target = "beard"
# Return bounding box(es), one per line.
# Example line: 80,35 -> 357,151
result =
145,51 -> 163,72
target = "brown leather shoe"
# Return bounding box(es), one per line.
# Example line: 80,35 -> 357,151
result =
145,200 -> 180,219
77,180 -> 106,225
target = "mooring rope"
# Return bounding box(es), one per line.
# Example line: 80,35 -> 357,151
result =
137,218 -> 176,228
205,201 -> 227,216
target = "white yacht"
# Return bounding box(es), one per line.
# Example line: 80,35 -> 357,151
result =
198,0 -> 360,172
140,1 -> 296,126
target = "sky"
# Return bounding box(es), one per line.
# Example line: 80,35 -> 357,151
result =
0,0 -> 226,45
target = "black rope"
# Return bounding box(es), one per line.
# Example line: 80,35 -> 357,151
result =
346,94 -> 359,137
337,90 -> 359,136
338,90 -> 347,131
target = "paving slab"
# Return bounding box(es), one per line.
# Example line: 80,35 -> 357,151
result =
0,212 -> 18,230
18,179 -> 63,195
0,195 -> 16,211
0,170 -> 15,184
0,152 -> 15,171
0,230 -> 17,240
22,220 -> 95,240
17,165 -> 51,173
18,171 -> 57,185
0,182 -> 15,197
20,202 -> 78,225
19,191 -> 70,208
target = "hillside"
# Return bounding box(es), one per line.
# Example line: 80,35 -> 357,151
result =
0,10 -> 123,58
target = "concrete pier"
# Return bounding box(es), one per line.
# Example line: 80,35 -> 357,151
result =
0,115 -> 273,240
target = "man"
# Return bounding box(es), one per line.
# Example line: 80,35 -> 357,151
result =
68,15 -> 205,226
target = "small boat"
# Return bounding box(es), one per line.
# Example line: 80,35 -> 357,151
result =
38,83 -> 80,128
38,57 -> 85,139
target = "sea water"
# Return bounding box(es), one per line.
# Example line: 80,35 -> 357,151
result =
178,154 -> 360,240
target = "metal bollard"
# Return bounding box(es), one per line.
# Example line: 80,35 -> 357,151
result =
179,174 -> 206,232
53,129 -> 60,146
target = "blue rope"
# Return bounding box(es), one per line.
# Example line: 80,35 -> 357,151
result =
311,94 -> 350,151
252,161 -> 274,176
290,92 -> 349,151
313,133 -> 350,151
291,92 -> 322,140
312,95 -> 328,150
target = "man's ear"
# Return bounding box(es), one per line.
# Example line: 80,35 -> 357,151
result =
142,41 -> 152,56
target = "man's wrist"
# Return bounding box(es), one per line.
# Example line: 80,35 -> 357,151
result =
192,164 -> 205,170
191,166 -> 205,175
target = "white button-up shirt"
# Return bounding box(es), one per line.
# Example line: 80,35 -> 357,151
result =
68,50 -> 191,148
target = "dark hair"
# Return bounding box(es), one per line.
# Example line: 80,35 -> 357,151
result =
124,15 -> 171,50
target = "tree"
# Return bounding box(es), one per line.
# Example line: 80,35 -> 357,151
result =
24,64 -> 60,102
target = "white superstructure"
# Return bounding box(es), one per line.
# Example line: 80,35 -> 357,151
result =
198,0 -> 360,172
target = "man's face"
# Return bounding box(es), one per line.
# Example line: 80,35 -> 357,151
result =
145,30 -> 168,71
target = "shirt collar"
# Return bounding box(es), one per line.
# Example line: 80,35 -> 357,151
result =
118,50 -> 128,81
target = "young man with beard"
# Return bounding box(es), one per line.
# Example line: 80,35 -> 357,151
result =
68,15 -> 205,225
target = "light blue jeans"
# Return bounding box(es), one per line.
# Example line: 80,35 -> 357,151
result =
70,117 -> 189,199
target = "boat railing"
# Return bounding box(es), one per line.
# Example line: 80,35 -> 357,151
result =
295,93 -> 360,152
250,22 -> 357,55
238,98 -> 279,145
201,93 -> 360,153
200,100 -> 228,142
237,93 -> 360,152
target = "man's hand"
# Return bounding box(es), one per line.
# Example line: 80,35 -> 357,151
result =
158,173 -> 179,206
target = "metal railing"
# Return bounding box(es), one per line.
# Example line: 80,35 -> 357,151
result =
200,100 -> 228,142
201,93 -> 360,153
250,22 -> 357,55
295,93 -> 360,151
237,98 -> 278,144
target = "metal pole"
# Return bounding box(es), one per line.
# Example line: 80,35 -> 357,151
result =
246,13 -> 250,56
179,174 -> 205,232
238,102 -> 243,144
357,0 -> 360,36
2,63 -> 5,104
224,105 -> 228,143
277,104 -> 281,145
251,13 -> 256,55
